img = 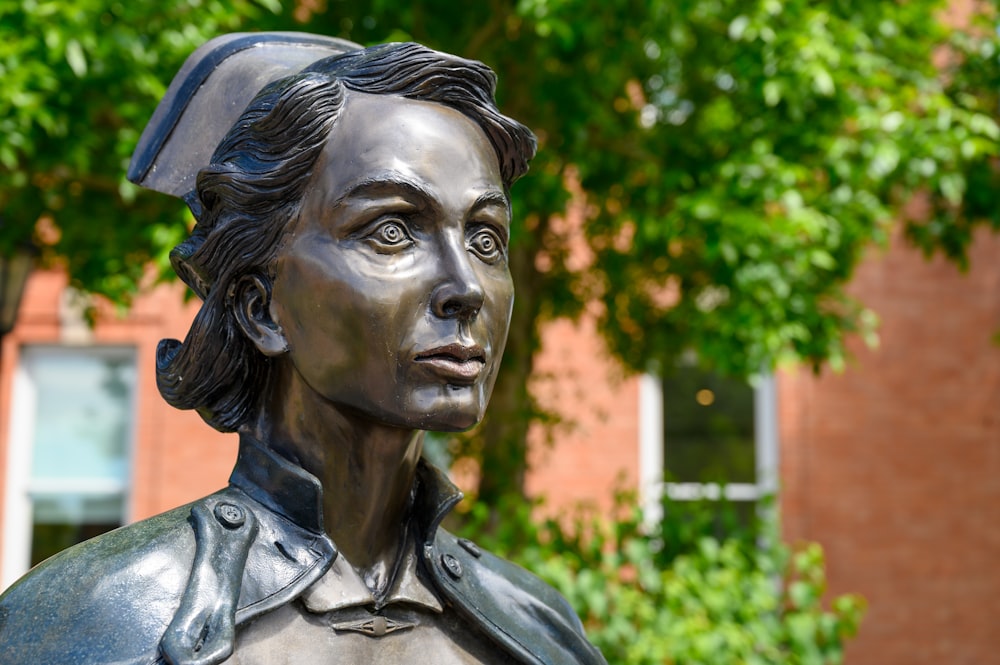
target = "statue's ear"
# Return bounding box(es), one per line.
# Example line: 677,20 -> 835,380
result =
231,274 -> 288,357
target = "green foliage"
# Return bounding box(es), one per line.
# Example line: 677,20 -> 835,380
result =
4,1 -> 1000,501
5,1 -> 997,368
0,0 -> 274,300
456,494 -> 866,665
487,0 -> 1000,377
303,0 -> 1000,376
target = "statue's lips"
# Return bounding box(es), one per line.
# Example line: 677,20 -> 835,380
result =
414,344 -> 486,382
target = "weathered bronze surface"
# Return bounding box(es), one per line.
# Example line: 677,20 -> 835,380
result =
0,32 -> 607,665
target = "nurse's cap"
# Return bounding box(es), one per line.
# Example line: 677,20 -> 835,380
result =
127,32 -> 360,213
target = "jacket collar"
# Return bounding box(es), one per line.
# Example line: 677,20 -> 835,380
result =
228,434 -> 464,543
229,435 -> 327,532
411,454 -> 465,544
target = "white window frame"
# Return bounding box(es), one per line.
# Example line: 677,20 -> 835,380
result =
2,346 -> 136,589
638,372 -> 778,525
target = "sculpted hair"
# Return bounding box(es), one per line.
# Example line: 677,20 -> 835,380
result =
156,42 -> 537,432
305,42 -> 535,188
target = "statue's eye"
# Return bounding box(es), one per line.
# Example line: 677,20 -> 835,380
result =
377,221 -> 408,244
469,228 -> 504,263
366,220 -> 413,251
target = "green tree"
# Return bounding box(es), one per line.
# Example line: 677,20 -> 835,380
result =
0,0 -> 277,298
3,1 -> 999,507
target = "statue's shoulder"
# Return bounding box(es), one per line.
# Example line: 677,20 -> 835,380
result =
0,485 -> 333,665
0,500 -> 199,664
427,529 -> 608,665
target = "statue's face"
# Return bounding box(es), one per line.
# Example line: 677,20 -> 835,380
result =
269,92 -> 513,431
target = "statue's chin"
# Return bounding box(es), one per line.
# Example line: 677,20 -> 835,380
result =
387,381 -> 489,432
413,404 -> 486,433
426,413 -> 484,434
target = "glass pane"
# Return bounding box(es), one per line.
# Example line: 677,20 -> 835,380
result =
24,348 -> 135,481
31,493 -> 125,525
30,494 -> 123,566
662,366 -> 755,483
19,347 -> 134,565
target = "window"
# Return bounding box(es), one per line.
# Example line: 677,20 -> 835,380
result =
638,366 -> 778,526
662,366 -> 756,487
2,347 -> 136,586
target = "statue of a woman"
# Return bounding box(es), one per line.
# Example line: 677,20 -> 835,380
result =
0,32 -> 606,665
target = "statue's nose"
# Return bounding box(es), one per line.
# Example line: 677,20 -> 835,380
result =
430,238 -> 485,320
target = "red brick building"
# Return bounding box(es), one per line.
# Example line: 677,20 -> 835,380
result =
3,226 -> 999,663
779,229 -> 1000,664
529,227 -> 1000,665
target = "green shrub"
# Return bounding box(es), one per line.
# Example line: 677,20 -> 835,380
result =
455,494 -> 865,665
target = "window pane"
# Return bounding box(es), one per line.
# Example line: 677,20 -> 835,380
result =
20,347 -> 135,565
31,493 -> 125,525
662,366 -> 755,483
29,495 -> 124,566
25,349 -> 135,481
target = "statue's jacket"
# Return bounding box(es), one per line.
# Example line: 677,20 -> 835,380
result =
0,439 -> 607,665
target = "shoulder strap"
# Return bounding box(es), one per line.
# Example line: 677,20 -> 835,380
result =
156,486 -> 336,665
159,493 -> 258,665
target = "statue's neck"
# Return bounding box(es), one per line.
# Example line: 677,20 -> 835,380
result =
246,364 -> 424,598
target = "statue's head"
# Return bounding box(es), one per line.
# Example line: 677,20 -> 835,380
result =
132,36 -> 536,432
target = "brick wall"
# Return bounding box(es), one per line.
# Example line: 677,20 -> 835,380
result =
780,228 -> 1000,664
526,316 -> 641,516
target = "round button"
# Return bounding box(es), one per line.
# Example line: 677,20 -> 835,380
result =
457,538 -> 482,558
440,553 -> 463,579
214,502 -> 245,529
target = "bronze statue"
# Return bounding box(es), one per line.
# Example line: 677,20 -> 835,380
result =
0,32 -> 606,665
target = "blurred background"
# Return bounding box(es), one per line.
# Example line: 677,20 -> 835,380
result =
2,1 -> 999,663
